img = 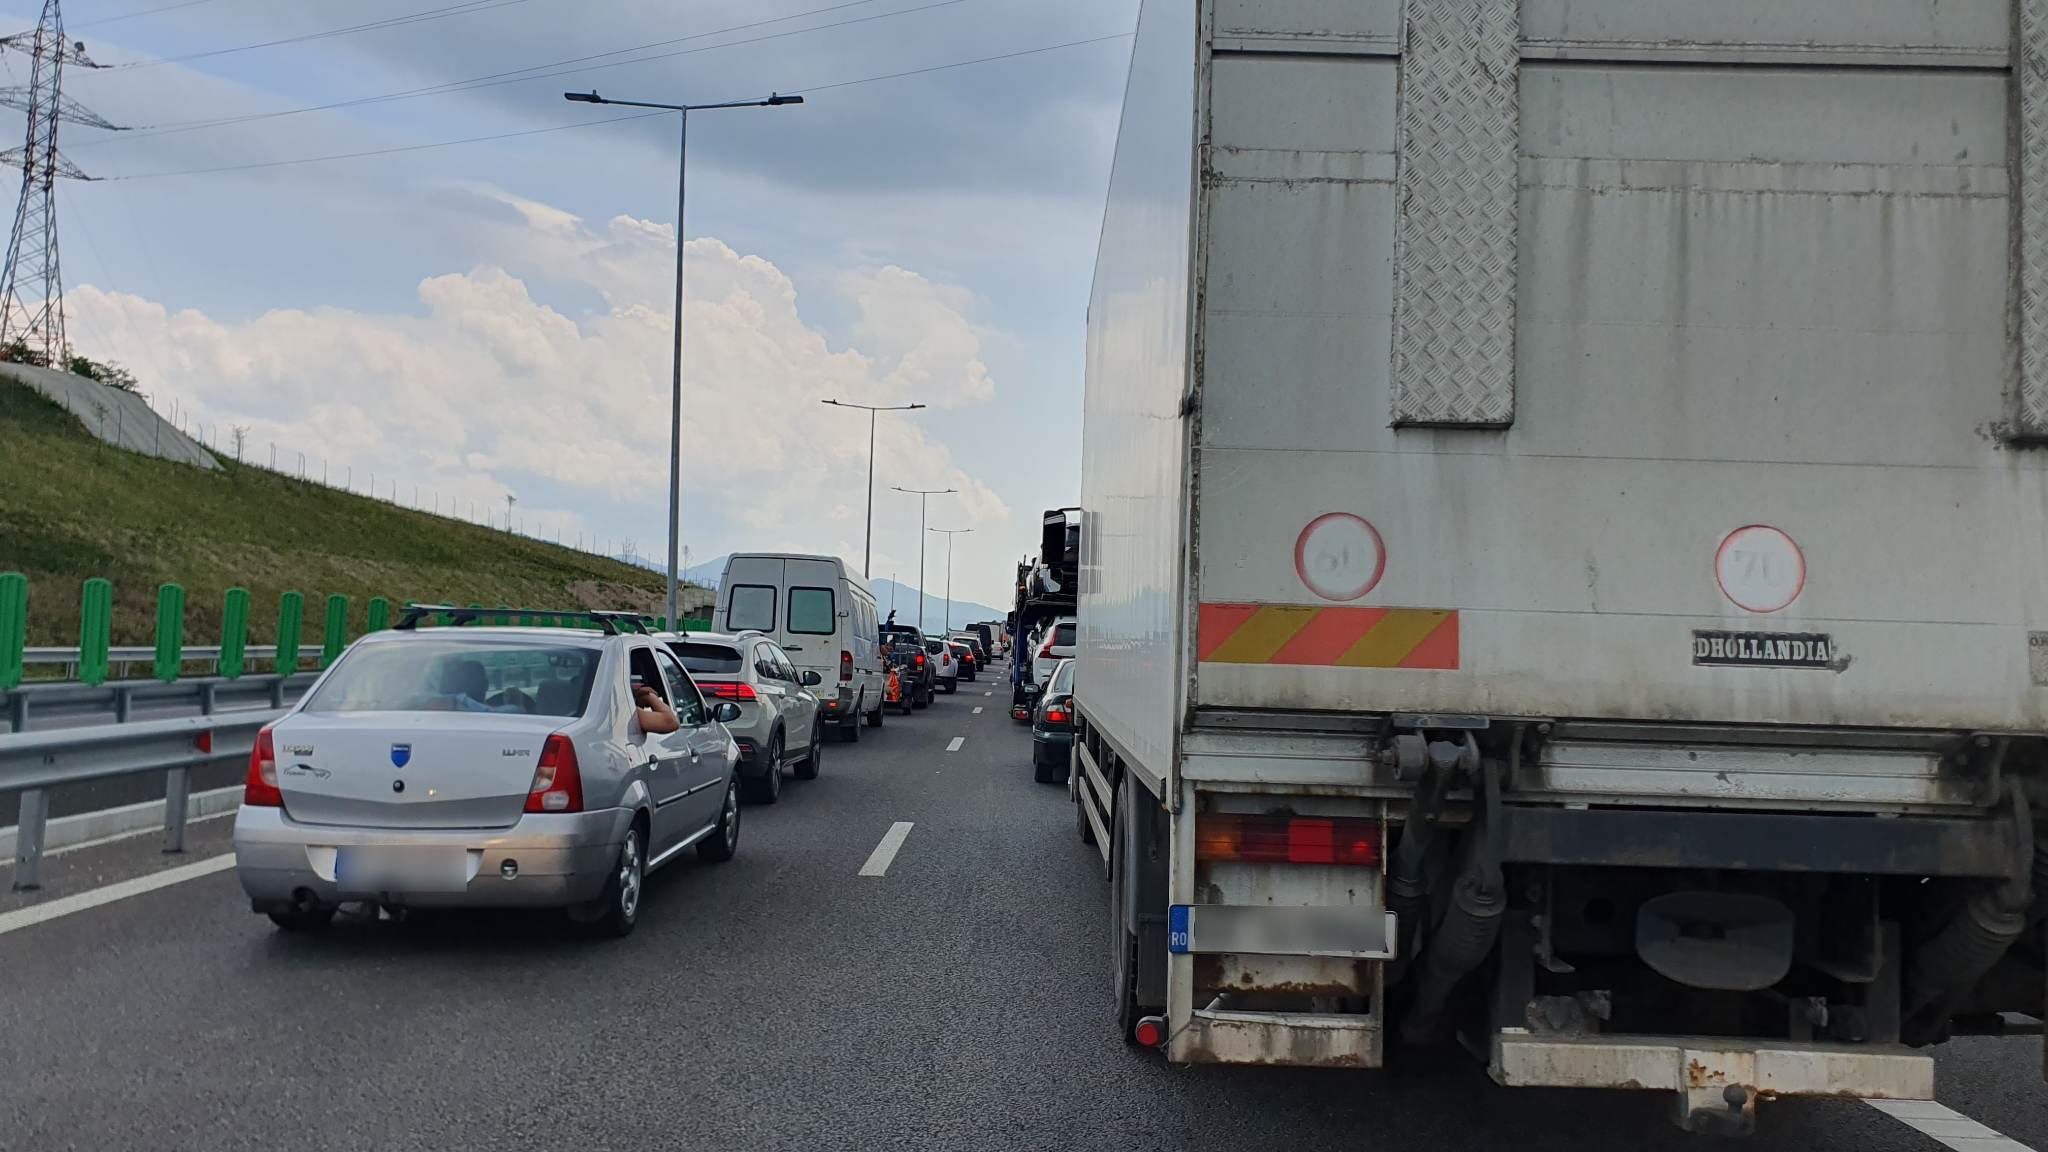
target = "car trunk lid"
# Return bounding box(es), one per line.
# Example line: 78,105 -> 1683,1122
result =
270,712 -> 564,829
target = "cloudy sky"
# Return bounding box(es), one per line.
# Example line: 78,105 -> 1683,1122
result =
3,0 -> 1136,607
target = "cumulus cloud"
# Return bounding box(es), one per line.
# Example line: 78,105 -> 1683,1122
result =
65,191 -> 1011,583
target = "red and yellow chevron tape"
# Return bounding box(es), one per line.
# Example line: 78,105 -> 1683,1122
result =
1198,603 -> 1459,669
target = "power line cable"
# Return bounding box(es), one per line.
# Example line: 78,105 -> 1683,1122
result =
72,0 -> 226,30
106,31 -> 1132,179
74,0 -> 947,145
116,0 -> 541,69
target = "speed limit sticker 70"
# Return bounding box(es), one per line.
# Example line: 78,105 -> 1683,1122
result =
1295,513 -> 1386,602
1715,525 -> 1805,614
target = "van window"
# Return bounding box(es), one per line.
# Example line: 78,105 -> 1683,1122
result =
788,586 -> 835,635
728,584 -> 776,632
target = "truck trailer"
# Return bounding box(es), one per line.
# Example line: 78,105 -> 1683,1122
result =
1071,0 -> 2048,1132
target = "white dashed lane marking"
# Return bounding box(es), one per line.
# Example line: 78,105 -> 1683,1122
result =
857,822 -> 915,877
947,736 -> 965,752
972,706 -> 983,715
1866,1099 -> 2038,1151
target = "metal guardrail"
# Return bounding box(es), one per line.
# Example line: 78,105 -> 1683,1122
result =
0,708 -> 282,890
21,644 -> 281,679
3,671 -> 316,732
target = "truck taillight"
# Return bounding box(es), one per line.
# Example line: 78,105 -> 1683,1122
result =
525,733 -> 584,813
915,652 -> 926,668
840,650 -> 853,682
243,725 -> 282,807
1196,813 -> 1380,867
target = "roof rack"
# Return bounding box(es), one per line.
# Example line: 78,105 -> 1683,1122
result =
393,604 -> 659,636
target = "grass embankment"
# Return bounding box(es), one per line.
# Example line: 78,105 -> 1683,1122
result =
0,377 -> 671,647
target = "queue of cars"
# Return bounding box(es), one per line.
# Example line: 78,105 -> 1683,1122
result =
233,551 -> 1002,939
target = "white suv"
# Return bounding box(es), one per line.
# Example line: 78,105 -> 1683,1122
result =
662,630 -> 824,805
1031,616 -> 1077,686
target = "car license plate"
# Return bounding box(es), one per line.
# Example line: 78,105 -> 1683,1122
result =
335,846 -> 470,893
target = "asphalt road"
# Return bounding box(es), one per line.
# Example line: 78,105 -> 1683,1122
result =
2,676 -> 2045,1151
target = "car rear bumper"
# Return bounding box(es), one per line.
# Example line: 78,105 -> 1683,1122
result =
1033,729 -> 1074,764
232,804 -> 630,910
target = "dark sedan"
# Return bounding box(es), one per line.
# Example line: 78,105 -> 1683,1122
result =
1031,658 -> 1076,784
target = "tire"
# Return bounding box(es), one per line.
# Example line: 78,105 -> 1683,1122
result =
942,680 -> 957,695
592,822 -> 645,938
844,699 -> 862,743
698,776 -> 741,863
267,906 -> 336,932
794,723 -> 822,780
870,698 -> 886,726
742,735 -> 783,804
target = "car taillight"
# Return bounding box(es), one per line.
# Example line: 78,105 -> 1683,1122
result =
703,682 -> 757,700
1045,707 -> 1071,724
840,650 -> 853,682
525,733 -> 584,813
243,725 -> 282,807
1195,813 -> 1380,866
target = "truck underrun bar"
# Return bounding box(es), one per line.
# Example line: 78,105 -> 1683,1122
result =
1501,807 -> 2020,879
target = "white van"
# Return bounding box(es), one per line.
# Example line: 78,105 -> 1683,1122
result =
714,553 -> 883,740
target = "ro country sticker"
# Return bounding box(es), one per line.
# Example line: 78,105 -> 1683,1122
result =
1693,630 -> 1834,670
1200,603 -> 1458,669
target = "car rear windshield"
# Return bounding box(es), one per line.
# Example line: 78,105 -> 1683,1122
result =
1055,623 -> 1077,647
669,641 -> 743,675
727,584 -> 776,632
1050,659 -> 1076,695
788,586 -> 835,635
303,641 -> 601,716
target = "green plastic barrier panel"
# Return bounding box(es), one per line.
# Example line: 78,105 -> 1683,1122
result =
0,572 -> 25,691
77,577 -> 112,686
322,595 -> 349,667
153,583 -> 187,683
219,588 -> 250,680
277,592 -> 304,675
367,597 -> 390,634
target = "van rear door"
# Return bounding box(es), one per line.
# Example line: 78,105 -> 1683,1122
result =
719,556 -> 784,637
782,558 -> 843,680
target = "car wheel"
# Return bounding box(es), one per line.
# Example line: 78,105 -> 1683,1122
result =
871,698 -> 886,726
943,680 -> 957,694
593,823 -> 644,938
742,735 -> 783,804
845,707 -> 861,742
794,724 -> 822,780
266,906 -> 336,932
698,777 -> 741,863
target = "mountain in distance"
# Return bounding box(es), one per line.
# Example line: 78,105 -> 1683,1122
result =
681,553 -> 1005,635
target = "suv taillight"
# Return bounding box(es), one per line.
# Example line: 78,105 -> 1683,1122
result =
525,733 -> 584,813
1040,635 -> 1056,659
840,650 -> 853,682
243,725 -> 282,807
704,682 -> 757,700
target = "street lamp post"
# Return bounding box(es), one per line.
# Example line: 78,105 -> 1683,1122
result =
929,527 -> 972,633
822,398 -> 926,577
891,485 -> 955,632
565,87 -> 804,628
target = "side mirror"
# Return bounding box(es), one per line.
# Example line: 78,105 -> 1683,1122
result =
711,701 -> 742,724
801,670 -> 822,686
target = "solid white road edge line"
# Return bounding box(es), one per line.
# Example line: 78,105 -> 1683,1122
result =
1866,1098 -> 2039,1151
857,822 -> 915,878
0,852 -> 236,937
947,736 -> 965,752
